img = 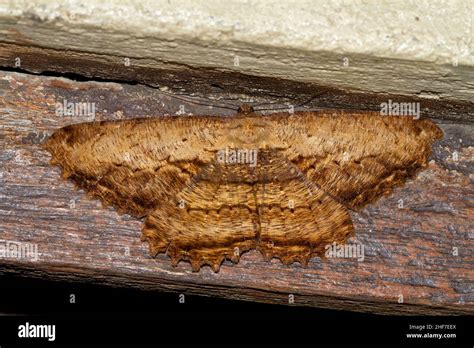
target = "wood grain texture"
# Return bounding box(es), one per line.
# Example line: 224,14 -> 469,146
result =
0,70 -> 473,315
1,42 -> 474,123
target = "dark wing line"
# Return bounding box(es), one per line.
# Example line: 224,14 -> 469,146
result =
277,153 -> 358,213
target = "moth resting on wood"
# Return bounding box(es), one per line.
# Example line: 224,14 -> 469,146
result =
44,107 -> 443,272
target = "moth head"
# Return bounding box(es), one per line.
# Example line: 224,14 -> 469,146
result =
237,104 -> 255,115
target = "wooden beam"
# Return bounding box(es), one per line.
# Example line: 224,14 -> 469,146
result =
0,43 -> 473,123
0,70 -> 472,315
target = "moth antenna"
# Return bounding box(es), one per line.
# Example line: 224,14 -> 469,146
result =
157,90 -> 240,112
253,89 -> 331,112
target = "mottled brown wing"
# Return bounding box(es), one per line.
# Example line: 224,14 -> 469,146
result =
43,117 -> 225,218
255,152 -> 354,265
142,159 -> 259,272
142,150 -> 353,271
275,111 -> 443,210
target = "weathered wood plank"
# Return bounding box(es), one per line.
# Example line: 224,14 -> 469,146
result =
0,42 -> 473,123
0,70 -> 472,315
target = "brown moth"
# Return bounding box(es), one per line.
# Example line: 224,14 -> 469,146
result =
43,107 -> 443,272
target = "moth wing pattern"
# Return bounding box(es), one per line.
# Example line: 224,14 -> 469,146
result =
142,150 -> 354,271
254,151 -> 354,265
44,117 -> 225,218
142,159 -> 259,272
44,110 -> 443,272
275,112 -> 443,209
